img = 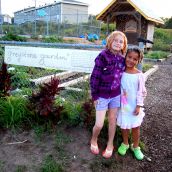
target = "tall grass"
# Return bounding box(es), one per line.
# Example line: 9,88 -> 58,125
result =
0,96 -> 31,128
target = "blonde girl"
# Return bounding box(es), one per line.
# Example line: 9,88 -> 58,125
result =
90,31 -> 127,158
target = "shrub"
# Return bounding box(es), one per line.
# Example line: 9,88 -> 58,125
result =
28,76 -> 64,124
144,51 -> 169,59
153,28 -> 172,51
101,23 -> 116,33
62,101 -> 82,126
153,38 -> 171,51
10,71 -> 31,89
0,32 -> 27,42
142,64 -> 153,73
0,96 -> 31,128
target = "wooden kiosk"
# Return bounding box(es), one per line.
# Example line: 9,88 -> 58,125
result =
96,0 -> 164,48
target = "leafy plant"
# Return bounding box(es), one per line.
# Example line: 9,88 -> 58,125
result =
40,155 -> 64,172
142,64 -> 153,73
28,76 -> 64,124
10,71 -> 31,89
0,96 -> 31,128
153,28 -> 172,51
0,32 -> 27,42
62,101 -> 82,126
144,51 -> 169,59
0,62 -> 11,97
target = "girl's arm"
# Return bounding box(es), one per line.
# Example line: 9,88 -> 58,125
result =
136,73 -> 147,106
90,52 -> 104,101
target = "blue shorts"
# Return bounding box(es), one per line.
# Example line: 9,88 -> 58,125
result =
96,95 -> 120,111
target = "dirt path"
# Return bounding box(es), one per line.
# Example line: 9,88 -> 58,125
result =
0,57 -> 172,172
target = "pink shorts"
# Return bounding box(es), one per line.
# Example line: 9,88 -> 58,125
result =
96,95 -> 120,111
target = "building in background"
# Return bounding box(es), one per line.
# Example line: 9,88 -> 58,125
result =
2,14 -> 12,24
0,0 -> 12,24
14,0 -> 88,25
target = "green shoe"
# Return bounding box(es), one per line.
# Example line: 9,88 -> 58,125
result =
130,144 -> 144,160
118,143 -> 129,156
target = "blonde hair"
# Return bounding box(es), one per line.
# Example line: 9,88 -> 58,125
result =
106,31 -> 128,55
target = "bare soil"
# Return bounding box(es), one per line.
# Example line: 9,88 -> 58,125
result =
0,57 -> 172,172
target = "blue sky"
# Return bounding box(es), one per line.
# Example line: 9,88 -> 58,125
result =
1,0 -> 172,18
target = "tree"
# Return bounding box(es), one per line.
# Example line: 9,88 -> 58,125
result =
163,17 -> 172,29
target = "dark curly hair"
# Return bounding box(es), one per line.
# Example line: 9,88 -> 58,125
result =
125,46 -> 143,63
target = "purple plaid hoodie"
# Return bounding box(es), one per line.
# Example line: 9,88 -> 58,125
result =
90,49 -> 125,101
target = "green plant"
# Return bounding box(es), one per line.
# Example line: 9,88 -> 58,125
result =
33,125 -> 45,141
0,32 -> 27,42
0,62 -> 11,97
144,51 -> 169,59
101,23 -> 116,33
142,63 -> 153,73
33,121 -> 53,141
15,165 -> 27,172
60,80 -> 90,103
55,131 -> 72,149
153,28 -> 172,51
0,96 -> 31,128
0,160 -> 4,171
40,155 -> 64,172
139,140 -> 146,151
62,101 -> 82,126
10,71 -> 31,89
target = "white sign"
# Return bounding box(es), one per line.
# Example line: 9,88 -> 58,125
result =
5,46 -> 101,73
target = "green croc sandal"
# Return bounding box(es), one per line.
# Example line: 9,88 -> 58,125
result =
130,144 -> 144,160
118,143 -> 129,156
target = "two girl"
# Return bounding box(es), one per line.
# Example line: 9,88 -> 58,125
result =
90,31 -> 147,160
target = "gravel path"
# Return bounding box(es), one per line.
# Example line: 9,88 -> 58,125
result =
140,56 -> 172,171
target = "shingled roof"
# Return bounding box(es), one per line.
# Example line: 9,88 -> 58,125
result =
96,0 -> 164,24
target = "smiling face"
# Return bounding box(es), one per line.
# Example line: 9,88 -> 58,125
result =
125,51 -> 139,69
111,34 -> 124,53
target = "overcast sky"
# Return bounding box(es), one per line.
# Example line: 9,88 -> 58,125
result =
1,0 -> 172,18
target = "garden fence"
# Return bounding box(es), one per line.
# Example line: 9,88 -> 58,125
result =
3,14 -> 101,38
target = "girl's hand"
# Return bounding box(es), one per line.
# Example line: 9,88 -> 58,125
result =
94,100 -> 98,107
134,106 -> 141,115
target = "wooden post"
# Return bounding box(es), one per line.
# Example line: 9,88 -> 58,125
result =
138,14 -> 142,38
107,15 -> 110,34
